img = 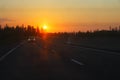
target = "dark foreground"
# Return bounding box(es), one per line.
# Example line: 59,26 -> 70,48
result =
0,37 -> 120,80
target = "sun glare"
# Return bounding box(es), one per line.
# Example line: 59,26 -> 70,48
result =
43,25 -> 48,30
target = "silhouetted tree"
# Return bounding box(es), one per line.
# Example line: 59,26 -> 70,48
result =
0,24 -> 120,43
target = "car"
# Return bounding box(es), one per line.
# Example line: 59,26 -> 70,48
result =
27,36 -> 36,42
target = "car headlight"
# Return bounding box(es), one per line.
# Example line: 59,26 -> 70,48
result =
28,38 -> 30,41
33,38 -> 35,41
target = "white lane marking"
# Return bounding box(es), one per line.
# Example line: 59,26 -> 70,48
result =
51,49 -> 57,54
71,59 -> 84,66
0,42 -> 23,61
65,44 -> 120,56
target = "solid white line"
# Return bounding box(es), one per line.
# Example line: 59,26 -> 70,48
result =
71,59 -> 84,66
0,42 -> 23,61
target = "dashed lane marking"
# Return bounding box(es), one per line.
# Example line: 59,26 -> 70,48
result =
71,59 -> 85,66
51,49 -> 57,54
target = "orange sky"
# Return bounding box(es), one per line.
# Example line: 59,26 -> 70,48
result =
0,0 -> 120,32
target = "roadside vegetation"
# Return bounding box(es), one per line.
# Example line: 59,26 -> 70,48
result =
0,24 -> 120,45
0,24 -> 37,45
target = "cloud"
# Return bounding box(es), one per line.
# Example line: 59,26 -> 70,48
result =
0,18 -> 15,22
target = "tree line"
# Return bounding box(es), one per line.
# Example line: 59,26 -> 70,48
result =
48,26 -> 120,39
0,25 -> 120,42
0,25 -> 37,41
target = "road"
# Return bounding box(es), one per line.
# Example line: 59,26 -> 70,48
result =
0,37 -> 120,80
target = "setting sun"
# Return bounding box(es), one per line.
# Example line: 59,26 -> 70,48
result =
43,25 -> 47,30
42,24 -> 48,32
43,24 -> 48,30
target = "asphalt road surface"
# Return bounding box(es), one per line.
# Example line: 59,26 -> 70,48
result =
0,37 -> 120,80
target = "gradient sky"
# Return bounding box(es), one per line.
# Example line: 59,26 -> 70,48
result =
0,0 -> 120,32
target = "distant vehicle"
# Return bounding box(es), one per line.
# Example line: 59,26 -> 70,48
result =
28,36 -> 36,42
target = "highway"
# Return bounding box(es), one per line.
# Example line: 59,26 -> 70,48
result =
0,37 -> 120,80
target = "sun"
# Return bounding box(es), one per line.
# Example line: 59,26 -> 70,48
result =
43,25 -> 48,30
